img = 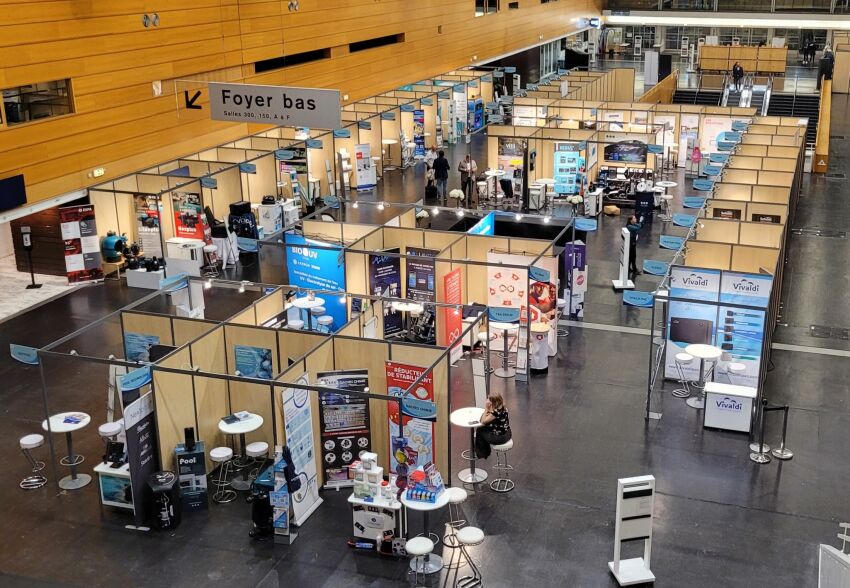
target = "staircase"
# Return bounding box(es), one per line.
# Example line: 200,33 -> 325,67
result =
767,93 -> 820,145
750,89 -> 766,114
672,89 -> 723,106
725,88 -> 743,107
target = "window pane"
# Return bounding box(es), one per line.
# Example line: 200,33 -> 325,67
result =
2,79 -> 73,126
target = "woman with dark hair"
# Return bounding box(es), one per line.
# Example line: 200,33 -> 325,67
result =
474,393 -> 511,459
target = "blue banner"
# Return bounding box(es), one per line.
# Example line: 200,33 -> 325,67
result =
683,196 -> 706,209
380,111 -> 396,121
504,67 -> 517,73
120,366 -> 152,391
731,120 -> 749,132
284,233 -> 347,331
623,290 -> 654,308
574,218 -> 598,232
305,139 -> 322,149
400,104 -> 415,112
488,307 -> 520,323
9,343 -> 39,365
467,211 -> 495,236
239,163 -> 257,174
643,260 -> 669,276
237,236 -> 259,252
413,109 -> 425,158
421,97 -> 434,106
332,128 -> 351,138
703,164 -> 722,176
693,179 -> 715,192
717,141 -> 737,152
493,71 -> 504,78
529,265 -> 550,283
275,149 -> 295,160
358,121 -> 372,130
200,176 -> 217,189
438,91 -> 450,99
647,144 -> 663,154
673,213 -> 697,228
660,235 -> 686,250
469,81 -> 479,88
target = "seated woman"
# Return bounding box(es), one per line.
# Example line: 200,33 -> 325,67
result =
474,393 -> 512,459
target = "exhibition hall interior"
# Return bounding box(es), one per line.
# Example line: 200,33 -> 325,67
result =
2,1 -> 850,587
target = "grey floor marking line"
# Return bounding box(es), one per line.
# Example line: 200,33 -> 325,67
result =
770,342 -> 850,358
559,319 -> 653,336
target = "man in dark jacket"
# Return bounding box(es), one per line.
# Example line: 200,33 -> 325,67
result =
732,62 -> 744,92
627,215 -> 643,277
432,150 -> 450,202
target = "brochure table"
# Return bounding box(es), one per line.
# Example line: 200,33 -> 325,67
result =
43,412 -> 91,490
292,296 -> 325,331
684,344 -> 722,409
218,413 -> 264,490
450,407 -> 487,484
401,491 -> 450,574
491,322 -> 519,378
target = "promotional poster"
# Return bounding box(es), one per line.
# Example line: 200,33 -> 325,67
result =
124,391 -> 158,527
171,192 -> 208,241
386,361 -> 435,488
234,345 -> 273,379
280,373 -> 322,525
467,211 -> 496,236
123,332 -> 160,362
486,252 -> 530,317
316,370 -> 371,488
284,233 -> 346,330
553,145 -> 585,196
441,268 -> 463,362
405,247 -> 438,302
59,204 -> 103,283
354,143 -> 376,189
369,249 -> 403,337
413,110 -> 426,158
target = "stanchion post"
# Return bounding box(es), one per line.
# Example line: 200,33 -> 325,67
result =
771,405 -> 794,460
749,398 -> 771,464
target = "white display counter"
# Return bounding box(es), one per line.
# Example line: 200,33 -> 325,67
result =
703,382 -> 756,433
125,268 -> 164,290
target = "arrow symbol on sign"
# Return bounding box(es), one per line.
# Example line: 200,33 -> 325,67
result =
184,90 -> 202,110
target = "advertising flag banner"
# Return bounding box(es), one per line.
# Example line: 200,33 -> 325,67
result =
386,361 -> 435,487
281,373 -> 322,524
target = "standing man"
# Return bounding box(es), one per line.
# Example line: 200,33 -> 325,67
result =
627,214 -> 644,278
458,154 -> 478,206
732,62 -> 744,92
432,150 -> 450,203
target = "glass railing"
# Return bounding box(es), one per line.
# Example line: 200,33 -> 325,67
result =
608,0 -> 840,10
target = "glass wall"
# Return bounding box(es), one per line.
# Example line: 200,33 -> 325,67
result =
607,0 -> 839,10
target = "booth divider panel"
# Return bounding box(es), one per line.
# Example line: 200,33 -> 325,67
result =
697,219 -> 740,244
278,331 -> 326,367
759,171 -> 794,187
345,251 -> 368,305
761,158 -> 797,173
732,246 -> 780,274
114,175 -> 139,192
229,306 -> 258,326
739,223 -> 784,248
192,374 -> 230,471
685,241 -> 732,270
768,146 -> 801,158
122,311 -> 174,347
224,325 -> 279,375
152,346 -> 194,470
137,174 -> 169,194
752,185 -> 791,204
302,219 -> 343,243
706,200 -> 746,219
246,154 -> 277,205
737,144 -> 768,157
333,337 -> 390,472
714,183 -> 752,202
207,167 -> 241,220
217,148 -> 248,163
728,156 -> 762,170
254,291 -> 285,326
173,318 -> 217,347
467,236 -> 510,306
747,202 -> 787,223
189,325 -> 226,372
398,209 -> 417,229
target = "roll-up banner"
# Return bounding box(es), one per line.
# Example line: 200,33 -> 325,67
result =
281,373 -> 322,525
413,110 -> 425,158
354,143 -> 376,190
467,211 -> 495,236
665,266 -> 722,381
369,249 -> 403,337
441,268 -> 463,362
124,391 -> 158,528
59,204 -> 103,283
405,247 -> 439,302
316,369 -> 371,489
284,233 -> 346,330
386,361 -> 435,488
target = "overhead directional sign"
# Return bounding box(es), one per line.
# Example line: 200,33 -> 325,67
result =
208,82 -> 341,129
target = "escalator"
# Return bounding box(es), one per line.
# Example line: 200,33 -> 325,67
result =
672,88 -> 723,105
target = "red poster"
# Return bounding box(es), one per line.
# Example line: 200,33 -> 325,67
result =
441,268 -> 463,362
58,204 -> 103,283
172,192 -> 208,240
386,361 -> 435,487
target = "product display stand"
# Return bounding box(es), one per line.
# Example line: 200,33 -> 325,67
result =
609,475 -> 655,585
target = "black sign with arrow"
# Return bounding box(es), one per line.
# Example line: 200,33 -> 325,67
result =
184,90 -> 202,110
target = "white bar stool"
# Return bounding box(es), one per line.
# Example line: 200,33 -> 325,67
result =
489,439 -> 514,493
309,306 -> 326,329
202,244 -> 219,278
444,487 -> 469,548
455,526 -> 485,587
727,361 -> 746,383
19,434 -> 47,490
245,441 -> 269,481
98,421 -> 123,441
673,353 -> 694,398
210,446 -> 237,504
287,319 -> 304,330
316,315 -> 334,333
406,536 -> 435,586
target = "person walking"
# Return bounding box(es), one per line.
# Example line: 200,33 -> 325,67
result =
732,62 -> 744,92
432,150 -> 450,202
458,154 -> 478,206
627,214 -> 644,278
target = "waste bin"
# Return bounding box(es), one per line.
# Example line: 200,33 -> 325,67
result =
147,470 -> 181,531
